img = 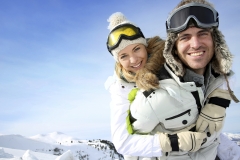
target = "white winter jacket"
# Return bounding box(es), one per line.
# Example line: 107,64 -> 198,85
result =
129,63 -> 235,160
105,71 -> 240,160
105,72 -> 162,157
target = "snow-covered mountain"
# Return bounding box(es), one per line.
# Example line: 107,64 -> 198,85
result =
0,132 -> 239,160
0,132 -> 123,160
223,132 -> 240,146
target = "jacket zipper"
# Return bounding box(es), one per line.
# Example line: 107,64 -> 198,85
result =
165,109 -> 191,120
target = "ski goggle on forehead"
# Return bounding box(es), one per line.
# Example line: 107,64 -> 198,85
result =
107,24 -> 145,54
166,3 -> 219,33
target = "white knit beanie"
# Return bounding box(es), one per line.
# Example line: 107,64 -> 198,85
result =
107,12 -> 147,62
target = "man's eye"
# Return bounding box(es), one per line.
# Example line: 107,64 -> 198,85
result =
200,32 -> 209,36
179,36 -> 187,41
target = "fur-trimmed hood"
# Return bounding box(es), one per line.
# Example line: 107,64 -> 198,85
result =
134,34 -> 239,103
163,26 -> 239,103
163,27 -> 233,77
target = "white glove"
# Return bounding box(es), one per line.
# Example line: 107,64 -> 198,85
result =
196,89 -> 231,134
158,131 -> 207,152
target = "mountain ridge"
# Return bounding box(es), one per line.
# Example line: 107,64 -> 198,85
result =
0,132 -> 123,160
0,132 -> 239,159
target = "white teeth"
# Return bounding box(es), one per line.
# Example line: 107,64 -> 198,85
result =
132,63 -> 141,68
190,52 -> 203,56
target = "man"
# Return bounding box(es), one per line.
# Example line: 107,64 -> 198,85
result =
164,0 -> 239,132
127,0 -> 239,159
161,0 -> 239,159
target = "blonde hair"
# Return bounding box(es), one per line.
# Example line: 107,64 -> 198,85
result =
115,36 -> 165,90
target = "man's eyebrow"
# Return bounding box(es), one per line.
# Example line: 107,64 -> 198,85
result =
178,29 -> 210,37
178,33 -> 189,37
198,28 -> 211,33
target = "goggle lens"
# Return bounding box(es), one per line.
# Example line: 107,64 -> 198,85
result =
107,24 -> 144,53
108,26 -> 139,47
166,3 -> 219,33
170,6 -> 215,28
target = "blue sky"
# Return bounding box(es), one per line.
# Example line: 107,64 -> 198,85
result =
0,0 -> 239,140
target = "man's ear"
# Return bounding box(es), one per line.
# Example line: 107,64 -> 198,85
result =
175,49 -> 178,56
171,44 -> 178,56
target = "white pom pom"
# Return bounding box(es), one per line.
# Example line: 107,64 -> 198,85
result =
107,12 -> 130,31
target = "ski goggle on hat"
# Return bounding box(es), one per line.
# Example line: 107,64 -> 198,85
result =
166,2 -> 219,33
107,23 -> 145,54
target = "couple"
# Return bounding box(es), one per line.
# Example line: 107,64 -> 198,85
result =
105,0 -> 240,159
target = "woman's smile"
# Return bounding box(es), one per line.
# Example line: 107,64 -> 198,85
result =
132,61 -> 142,68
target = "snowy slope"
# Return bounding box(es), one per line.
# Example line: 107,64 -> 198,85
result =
223,132 -> 240,146
30,132 -> 79,145
1,132 -> 239,160
0,134 -> 54,151
0,132 -> 123,160
0,148 -> 57,160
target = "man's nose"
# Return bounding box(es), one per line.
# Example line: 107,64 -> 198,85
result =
190,36 -> 201,49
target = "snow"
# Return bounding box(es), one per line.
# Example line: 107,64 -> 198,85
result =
0,148 -> 14,158
0,147 -> 57,160
55,150 -> 74,160
223,132 -> 240,146
223,132 -> 240,140
22,150 -> 38,160
30,132 -> 79,145
0,131 -> 238,160
218,133 -> 240,160
0,132 -> 123,160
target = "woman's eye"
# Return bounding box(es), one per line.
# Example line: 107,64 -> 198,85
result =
120,55 -> 127,59
134,47 -> 140,52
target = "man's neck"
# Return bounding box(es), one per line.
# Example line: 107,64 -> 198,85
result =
191,67 -> 206,75
183,65 -> 212,93
183,69 -> 204,84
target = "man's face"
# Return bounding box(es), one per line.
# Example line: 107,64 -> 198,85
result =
175,27 -> 214,75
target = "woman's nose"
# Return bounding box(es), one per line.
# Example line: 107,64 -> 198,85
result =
130,55 -> 137,63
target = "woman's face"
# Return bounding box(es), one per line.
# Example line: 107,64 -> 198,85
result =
118,44 -> 148,73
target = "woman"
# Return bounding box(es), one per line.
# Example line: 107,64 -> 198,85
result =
105,12 -> 240,160
105,12 -> 165,160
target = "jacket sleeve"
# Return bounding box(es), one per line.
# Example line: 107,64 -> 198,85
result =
217,133 -> 240,160
105,76 -> 162,157
130,90 -> 161,133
